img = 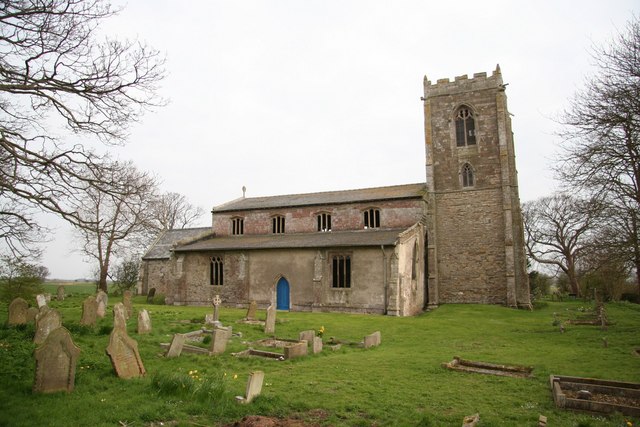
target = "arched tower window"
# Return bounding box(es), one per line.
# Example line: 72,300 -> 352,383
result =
455,106 -> 476,147
462,163 -> 474,188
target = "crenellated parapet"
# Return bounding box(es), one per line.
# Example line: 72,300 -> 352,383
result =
423,65 -> 503,99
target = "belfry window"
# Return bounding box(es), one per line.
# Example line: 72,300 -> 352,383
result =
232,217 -> 244,235
455,106 -> 476,147
332,254 -> 351,288
210,256 -> 223,286
317,213 -> 332,232
363,208 -> 380,229
462,163 -> 474,188
272,215 -> 285,234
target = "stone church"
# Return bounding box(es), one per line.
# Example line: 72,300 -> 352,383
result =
140,66 -> 531,315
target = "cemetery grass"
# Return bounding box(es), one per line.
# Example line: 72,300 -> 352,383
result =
0,298 -> 639,426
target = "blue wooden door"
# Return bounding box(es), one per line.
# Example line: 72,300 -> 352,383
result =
276,277 -> 290,310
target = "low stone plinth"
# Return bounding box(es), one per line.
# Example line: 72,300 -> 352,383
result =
442,356 -> 533,378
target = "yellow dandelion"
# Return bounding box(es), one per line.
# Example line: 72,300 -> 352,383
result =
233,374 -> 238,379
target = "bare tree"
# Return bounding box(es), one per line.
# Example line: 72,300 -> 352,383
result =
74,161 -> 158,291
523,194 -> 600,296
557,15 -> 640,293
150,192 -> 206,232
0,0 -> 165,255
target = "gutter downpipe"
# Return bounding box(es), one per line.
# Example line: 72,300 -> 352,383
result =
381,245 -> 387,315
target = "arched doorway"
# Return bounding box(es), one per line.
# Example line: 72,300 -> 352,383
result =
276,277 -> 290,310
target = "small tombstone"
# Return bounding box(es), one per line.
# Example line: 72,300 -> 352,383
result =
146,287 -> 156,303
284,341 -> 308,360
33,327 -> 80,393
35,293 -> 47,309
137,309 -> 152,334
264,305 -> 276,334
56,285 -> 65,301
363,331 -> 381,348
209,326 -> 231,355
462,413 -> 480,427
96,290 -> 108,318
26,307 -> 39,324
122,290 -> 133,319
105,328 -> 145,379
165,333 -> 186,358
312,336 -> 323,354
246,300 -> 257,320
299,330 -> 315,345
538,415 -> 548,427
80,295 -> 98,326
8,297 -> 28,325
236,371 -> 265,404
34,307 -> 62,345
113,302 -> 128,332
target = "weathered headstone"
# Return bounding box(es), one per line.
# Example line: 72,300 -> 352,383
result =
538,415 -> 547,427
113,302 -> 128,332
209,326 -> 231,355
246,300 -> 257,320
299,330 -> 315,344
212,294 -> 221,321
284,341 -> 307,360
96,290 -> 108,318
363,331 -> 381,348
264,305 -> 276,334
56,285 -> 65,301
8,297 -> 28,325
34,307 -> 62,345
137,309 -> 152,334
146,287 -> 156,303
122,290 -> 133,319
33,327 -> 80,393
26,307 -> 39,324
80,295 -> 98,326
106,327 -> 145,379
35,293 -> 47,309
165,333 -> 186,358
312,336 -> 323,354
236,371 -> 265,404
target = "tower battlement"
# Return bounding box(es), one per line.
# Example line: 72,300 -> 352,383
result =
423,65 -> 503,98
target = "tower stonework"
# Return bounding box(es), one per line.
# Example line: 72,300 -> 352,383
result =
423,66 -> 530,308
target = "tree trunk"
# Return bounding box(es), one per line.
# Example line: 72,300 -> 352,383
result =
98,266 -> 109,292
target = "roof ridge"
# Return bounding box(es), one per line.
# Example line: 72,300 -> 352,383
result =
236,182 -> 426,201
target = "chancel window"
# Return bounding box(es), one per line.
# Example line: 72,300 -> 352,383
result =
210,256 -> 223,286
332,254 -> 351,288
363,208 -> 380,229
455,106 -> 476,147
462,163 -> 474,188
317,212 -> 332,232
232,217 -> 244,235
272,215 -> 285,234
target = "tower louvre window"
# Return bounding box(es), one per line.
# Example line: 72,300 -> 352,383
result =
232,217 -> 244,235
455,106 -> 476,147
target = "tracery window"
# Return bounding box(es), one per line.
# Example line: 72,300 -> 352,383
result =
462,163 -> 474,188
455,106 -> 476,147
363,208 -> 380,229
210,256 -> 223,286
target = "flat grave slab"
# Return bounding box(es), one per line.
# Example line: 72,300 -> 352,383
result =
442,356 -> 533,378
232,348 -> 284,361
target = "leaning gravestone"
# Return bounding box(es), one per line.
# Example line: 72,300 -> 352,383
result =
264,305 -> 276,334
146,287 -> 156,303
34,307 -> 62,345
209,327 -> 231,355
236,371 -> 265,404
96,290 -> 108,318
246,301 -> 257,321
122,290 -> 133,319
33,327 -> 81,393
8,297 -> 28,325
56,285 -> 65,301
165,333 -> 186,358
137,309 -> 152,334
106,327 -> 146,379
35,293 -> 48,309
80,295 -> 98,326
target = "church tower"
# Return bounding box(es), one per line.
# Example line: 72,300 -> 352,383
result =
422,66 -> 530,308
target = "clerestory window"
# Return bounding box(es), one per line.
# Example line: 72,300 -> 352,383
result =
272,215 -> 285,234
317,212 -> 332,232
455,106 -> 476,147
363,208 -> 380,229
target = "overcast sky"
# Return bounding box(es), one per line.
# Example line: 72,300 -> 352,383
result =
39,0 -> 639,279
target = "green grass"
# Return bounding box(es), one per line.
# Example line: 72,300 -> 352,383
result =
0,295 -> 639,426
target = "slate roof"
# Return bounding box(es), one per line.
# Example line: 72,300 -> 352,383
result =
213,182 -> 427,213
142,227 -> 214,260
174,228 -> 407,252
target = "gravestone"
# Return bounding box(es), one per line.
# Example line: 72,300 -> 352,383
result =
113,302 -> 128,332
312,336 -> 323,354
284,341 -> 307,360
8,297 -> 28,325
146,287 -> 156,303
137,309 -> 152,334
34,307 -> 62,345
264,305 -> 276,334
106,327 -> 146,379
96,290 -> 108,318
236,371 -> 265,404
299,330 -> 315,344
36,293 -> 47,309
56,285 -> 65,301
122,290 -> 133,319
363,331 -> 381,348
165,333 -> 186,358
209,326 -> 231,355
33,327 -> 81,393
26,307 -> 39,324
246,300 -> 257,320
80,295 -> 98,326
